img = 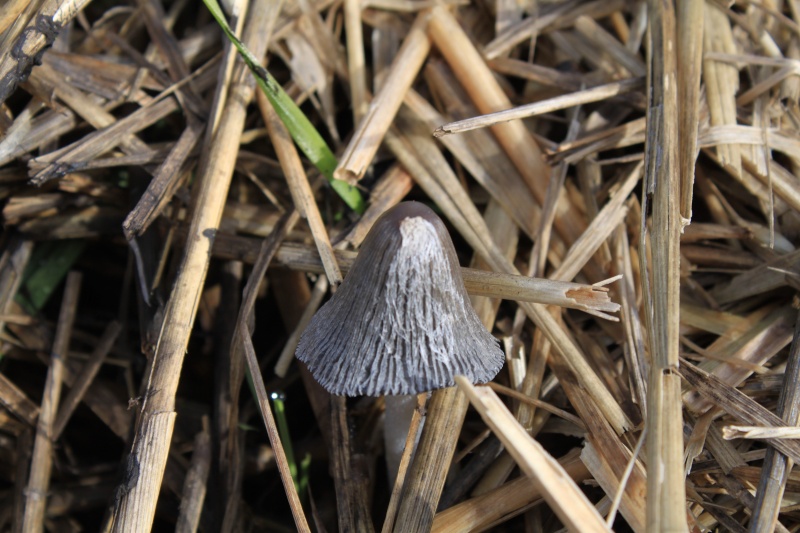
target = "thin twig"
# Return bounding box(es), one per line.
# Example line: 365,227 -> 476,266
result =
22,272 -> 82,533
434,77 -> 643,136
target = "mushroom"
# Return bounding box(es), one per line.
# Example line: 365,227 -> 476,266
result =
295,201 -> 504,396
296,201 -> 504,484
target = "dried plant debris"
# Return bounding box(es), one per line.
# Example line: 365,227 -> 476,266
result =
2,0 -> 800,531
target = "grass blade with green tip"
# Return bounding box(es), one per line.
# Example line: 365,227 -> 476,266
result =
202,0 -> 365,214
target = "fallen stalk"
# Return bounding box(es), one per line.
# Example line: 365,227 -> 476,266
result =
198,234 -> 621,318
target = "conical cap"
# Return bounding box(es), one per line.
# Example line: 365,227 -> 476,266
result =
296,202 -> 504,396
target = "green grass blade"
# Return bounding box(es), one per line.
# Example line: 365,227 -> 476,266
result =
16,240 -> 87,314
271,391 -> 302,494
202,0 -> 365,214
298,452 -> 311,497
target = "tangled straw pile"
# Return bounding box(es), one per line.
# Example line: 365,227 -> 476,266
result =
1,0 -> 800,531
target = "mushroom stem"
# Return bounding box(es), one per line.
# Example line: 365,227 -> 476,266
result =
382,393 -> 427,533
384,394 -> 424,487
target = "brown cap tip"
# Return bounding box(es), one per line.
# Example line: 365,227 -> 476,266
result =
296,202 -> 504,396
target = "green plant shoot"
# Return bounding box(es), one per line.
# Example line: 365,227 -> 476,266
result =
202,0 -> 365,214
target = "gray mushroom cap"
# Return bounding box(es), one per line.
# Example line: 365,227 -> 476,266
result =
295,201 -> 504,396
